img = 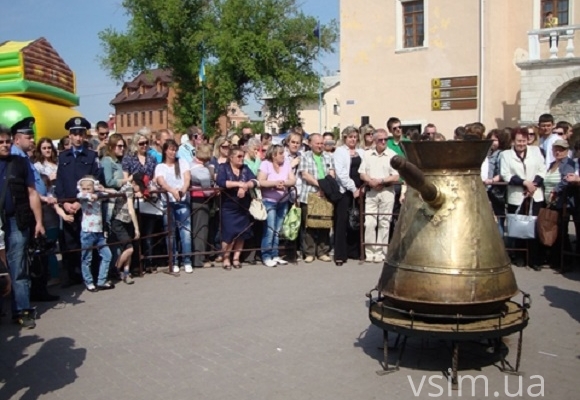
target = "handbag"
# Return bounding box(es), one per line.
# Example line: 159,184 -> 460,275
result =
306,192 -> 334,229
489,185 -> 506,205
249,189 -> 267,221
282,204 -> 301,240
348,198 -> 360,230
537,205 -> 559,246
506,199 -> 537,239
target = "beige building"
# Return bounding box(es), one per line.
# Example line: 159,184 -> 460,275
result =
340,0 -> 580,137
263,74 -> 341,134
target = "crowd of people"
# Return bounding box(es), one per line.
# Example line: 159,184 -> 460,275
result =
1,112 -> 580,329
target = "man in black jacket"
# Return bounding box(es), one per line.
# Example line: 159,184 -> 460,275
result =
0,123 -> 45,328
55,117 -> 102,286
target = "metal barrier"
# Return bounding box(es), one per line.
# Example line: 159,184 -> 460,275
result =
53,186 -> 298,276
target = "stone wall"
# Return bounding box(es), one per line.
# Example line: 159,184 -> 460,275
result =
550,80 -> 580,124
518,58 -> 580,124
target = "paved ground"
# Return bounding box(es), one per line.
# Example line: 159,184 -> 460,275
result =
0,260 -> 579,400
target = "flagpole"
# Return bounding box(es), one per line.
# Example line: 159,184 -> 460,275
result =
199,58 -> 206,134
317,19 -> 322,134
202,84 -> 206,134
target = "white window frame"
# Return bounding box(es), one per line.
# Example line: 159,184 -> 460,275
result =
396,0 -> 429,53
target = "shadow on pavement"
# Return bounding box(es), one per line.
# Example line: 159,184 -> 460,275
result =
354,323 -> 513,374
0,329 -> 86,400
543,285 -> 580,323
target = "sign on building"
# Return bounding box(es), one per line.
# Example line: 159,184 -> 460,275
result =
431,76 -> 478,111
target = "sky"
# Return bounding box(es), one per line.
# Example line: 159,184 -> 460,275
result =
0,0 -> 339,125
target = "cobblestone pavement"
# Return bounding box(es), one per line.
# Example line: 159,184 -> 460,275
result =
0,261 -> 579,399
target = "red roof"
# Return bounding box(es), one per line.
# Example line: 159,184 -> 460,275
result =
110,69 -> 172,105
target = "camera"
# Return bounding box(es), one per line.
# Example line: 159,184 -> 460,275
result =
29,235 -> 57,256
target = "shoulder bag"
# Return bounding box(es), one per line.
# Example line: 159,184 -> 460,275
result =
282,203 -> 301,240
249,188 -> 267,221
537,203 -> 559,246
306,192 -> 334,229
505,199 -> 537,239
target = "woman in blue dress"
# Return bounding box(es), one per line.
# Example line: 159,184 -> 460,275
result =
216,145 -> 258,270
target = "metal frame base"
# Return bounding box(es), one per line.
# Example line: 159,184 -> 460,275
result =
366,290 -> 531,388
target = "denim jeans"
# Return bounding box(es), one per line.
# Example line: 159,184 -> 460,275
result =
4,217 -> 30,316
80,231 -> 112,286
164,201 -> 192,265
261,200 -> 288,261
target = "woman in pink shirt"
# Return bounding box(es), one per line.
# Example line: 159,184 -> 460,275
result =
257,145 -> 296,267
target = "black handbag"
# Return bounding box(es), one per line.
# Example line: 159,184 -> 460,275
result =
489,185 -> 506,205
348,198 -> 360,230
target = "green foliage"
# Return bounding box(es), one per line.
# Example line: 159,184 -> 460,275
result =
99,0 -> 337,133
235,120 -> 264,135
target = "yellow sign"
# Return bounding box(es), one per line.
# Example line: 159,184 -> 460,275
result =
431,100 -> 441,110
431,89 -> 440,99
431,78 -> 441,88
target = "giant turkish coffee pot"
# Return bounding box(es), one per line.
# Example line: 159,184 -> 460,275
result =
378,140 -> 518,315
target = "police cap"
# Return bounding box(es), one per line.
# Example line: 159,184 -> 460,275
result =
65,117 -> 91,132
10,117 -> 35,136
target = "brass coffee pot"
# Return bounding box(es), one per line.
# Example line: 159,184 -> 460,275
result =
378,141 -> 518,315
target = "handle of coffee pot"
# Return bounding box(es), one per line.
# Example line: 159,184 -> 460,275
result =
390,156 -> 445,209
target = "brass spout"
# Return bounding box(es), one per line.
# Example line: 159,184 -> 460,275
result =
391,156 -> 445,209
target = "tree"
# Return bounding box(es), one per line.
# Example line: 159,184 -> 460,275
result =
99,0 -> 337,134
235,120 -> 264,135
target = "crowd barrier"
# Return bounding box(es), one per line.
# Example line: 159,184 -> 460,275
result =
48,180 -> 580,272
53,186 -> 298,275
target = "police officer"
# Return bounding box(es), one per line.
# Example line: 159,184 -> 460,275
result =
55,117 -> 102,286
0,122 -> 45,329
10,117 -> 59,302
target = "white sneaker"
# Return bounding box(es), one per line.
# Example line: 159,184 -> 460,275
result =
263,259 -> 277,268
273,257 -> 288,265
172,265 -> 180,273
184,264 -> 193,273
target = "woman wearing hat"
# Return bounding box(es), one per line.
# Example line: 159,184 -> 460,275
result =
544,139 -> 575,269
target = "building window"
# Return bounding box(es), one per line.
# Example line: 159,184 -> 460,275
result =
149,111 -> 153,125
541,0 -> 569,26
141,111 -> 146,126
120,114 -> 124,128
159,110 -> 164,124
134,112 -> 138,126
127,113 -> 131,127
403,1 -> 424,48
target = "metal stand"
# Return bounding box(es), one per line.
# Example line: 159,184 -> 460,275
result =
367,290 -> 530,387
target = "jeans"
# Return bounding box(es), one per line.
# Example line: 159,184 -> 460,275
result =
164,201 -> 192,265
5,217 -> 30,316
80,231 -> 112,286
261,201 -> 288,261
